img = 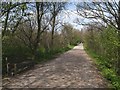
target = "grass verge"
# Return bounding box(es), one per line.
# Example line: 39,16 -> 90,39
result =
35,44 -> 75,63
84,45 -> 120,90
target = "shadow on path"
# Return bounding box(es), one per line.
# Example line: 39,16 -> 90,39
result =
2,43 -> 109,88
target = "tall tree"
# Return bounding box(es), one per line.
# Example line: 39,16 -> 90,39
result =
50,2 -> 66,47
32,2 -> 53,58
76,1 -> 120,75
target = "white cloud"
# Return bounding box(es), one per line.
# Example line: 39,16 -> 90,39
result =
58,10 -> 84,30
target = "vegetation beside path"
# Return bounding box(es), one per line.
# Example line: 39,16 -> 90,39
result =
83,26 -> 120,89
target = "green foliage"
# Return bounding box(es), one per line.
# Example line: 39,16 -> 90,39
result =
2,35 -> 33,76
67,44 -> 74,49
2,2 -> 82,77
85,48 -> 120,89
35,44 -> 75,63
61,24 -> 81,45
84,26 -> 118,69
2,20 -> 81,76
3,35 -> 32,62
84,26 -> 120,89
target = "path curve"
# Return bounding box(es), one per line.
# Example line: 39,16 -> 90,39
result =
3,43 -> 109,88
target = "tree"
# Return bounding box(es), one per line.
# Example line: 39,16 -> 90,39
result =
50,2 -> 66,47
1,2 -> 28,37
32,2 -> 55,58
61,24 -> 81,45
76,1 -> 120,75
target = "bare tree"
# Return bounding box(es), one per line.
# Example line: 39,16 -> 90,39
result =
16,2 -> 53,58
76,1 -> 120,75
50,2 -> 66,47
1,2 -> 28,37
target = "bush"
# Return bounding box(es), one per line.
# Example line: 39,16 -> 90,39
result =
84,26 -> 120,89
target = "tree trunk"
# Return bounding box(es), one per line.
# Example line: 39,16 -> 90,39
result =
51,16 -> 56,47
33,2 -> 43,59
2,9 -> 10,37
51,4 -> 56,48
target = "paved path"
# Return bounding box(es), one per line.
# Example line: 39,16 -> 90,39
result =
2,43 -> 109,88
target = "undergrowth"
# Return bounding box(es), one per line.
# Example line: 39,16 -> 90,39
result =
84,46 -> 120,90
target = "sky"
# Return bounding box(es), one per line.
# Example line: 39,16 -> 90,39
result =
60,2 -> 92,30
59,0 -> 119,30
59,2 -> 84,30
1,1 -> 119,31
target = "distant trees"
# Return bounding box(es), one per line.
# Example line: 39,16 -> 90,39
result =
61,24 -> 81,46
